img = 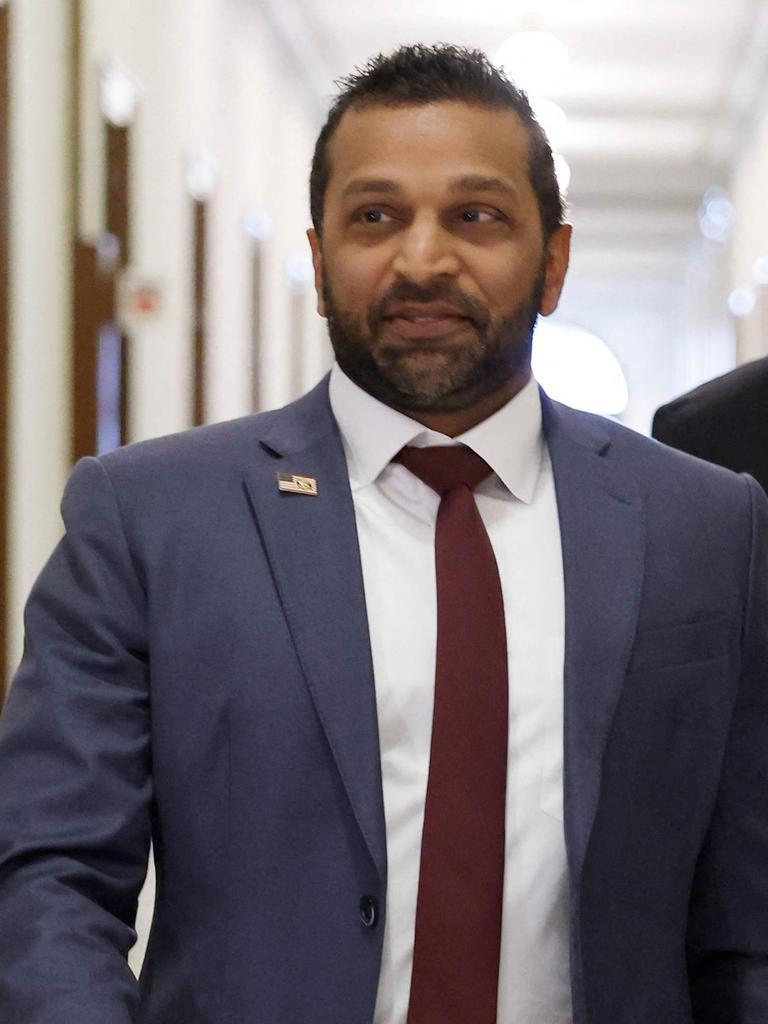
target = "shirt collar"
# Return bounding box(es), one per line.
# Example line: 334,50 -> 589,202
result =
328,362 -> 544,504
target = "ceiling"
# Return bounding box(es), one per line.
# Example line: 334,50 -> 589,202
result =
260,0 -> 768,274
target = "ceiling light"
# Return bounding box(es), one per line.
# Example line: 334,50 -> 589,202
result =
100,64 -> 140,127
698,186 -> 734,243
285,251 -> 314,290
727,287 -> 757,318
186,155 -> 216,201
245,212 -> 273,242
494,31 -> 569,96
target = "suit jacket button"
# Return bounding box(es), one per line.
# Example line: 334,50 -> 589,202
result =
359,895 -> 378,928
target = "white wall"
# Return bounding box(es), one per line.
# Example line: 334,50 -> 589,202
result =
82,0 -> 328,444
548,212 -> 736,437
555,263 -> 686,436
7,0 -> 72,676
730,91 -> 768,362
6,0 -> 328,681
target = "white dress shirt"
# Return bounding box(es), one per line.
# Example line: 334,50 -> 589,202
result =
328,363 -> 572,1024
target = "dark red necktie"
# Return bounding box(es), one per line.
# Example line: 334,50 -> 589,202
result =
396,445 -> 508,1024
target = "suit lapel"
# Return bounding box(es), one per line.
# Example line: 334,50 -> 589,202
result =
543,396 -> 645,884
242,379 -> 387,883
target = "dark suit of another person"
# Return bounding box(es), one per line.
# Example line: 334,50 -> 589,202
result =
653,355 -> 768,492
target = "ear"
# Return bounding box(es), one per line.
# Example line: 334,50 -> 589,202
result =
307,228 -> 326,318
539,223 -> 572,317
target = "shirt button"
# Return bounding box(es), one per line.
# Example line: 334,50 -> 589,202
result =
359,895 -> 378,928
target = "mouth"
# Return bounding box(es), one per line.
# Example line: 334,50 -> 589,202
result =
383,312 -> 472,340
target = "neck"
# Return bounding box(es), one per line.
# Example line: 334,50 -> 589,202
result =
396,367 -> 531,437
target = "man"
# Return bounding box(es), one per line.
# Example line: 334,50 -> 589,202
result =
653,355 -> 768,492
1,44 -> 767,1024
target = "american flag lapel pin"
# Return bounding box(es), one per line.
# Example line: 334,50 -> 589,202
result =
277,472 -> 318,496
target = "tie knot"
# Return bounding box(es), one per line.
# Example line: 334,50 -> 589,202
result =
395,445 -> 493,496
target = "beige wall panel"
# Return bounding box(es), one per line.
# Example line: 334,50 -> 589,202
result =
206,0 -> 326,419
7,0 -> 72,678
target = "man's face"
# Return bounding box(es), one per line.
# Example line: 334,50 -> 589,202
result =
308,101 -> 571,415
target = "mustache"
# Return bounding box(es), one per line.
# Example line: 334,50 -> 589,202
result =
368,282 -> 490,330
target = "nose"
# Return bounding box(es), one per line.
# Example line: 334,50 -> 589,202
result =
391,214 -> 461,284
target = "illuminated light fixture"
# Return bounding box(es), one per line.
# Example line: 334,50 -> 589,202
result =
553,154 -> 571,195
186,155 -> 216,201
285,251 -> 314,290
698,186 -> 734,243
727,287 -> 757,318
100,64 -> 140,127
494,31 -> 569,96
531,98 -> 568,150
532,320 -> 629,416
752,256 -> 768,285
245,211 -> 273,242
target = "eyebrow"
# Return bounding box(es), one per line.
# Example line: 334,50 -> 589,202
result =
450,175 -> 520,199
341,178 -> 400,199
340,175 -> 520,200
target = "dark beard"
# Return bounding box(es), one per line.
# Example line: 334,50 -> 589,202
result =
323,268 -> 545,413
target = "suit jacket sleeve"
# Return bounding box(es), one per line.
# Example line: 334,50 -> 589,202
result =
687,474 -> 768,1021
0,457 -> 150,1023
652,400 -> 712,461
651,402 -> 683,446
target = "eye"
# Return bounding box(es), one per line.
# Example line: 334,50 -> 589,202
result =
355,208 -> 395,225
460,208 -> 499,224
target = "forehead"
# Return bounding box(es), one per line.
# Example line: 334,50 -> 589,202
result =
326,101 -> 536,203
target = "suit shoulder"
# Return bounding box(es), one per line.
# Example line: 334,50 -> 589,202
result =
557,401 -> 750,498
614,417 -> 759,534
654,356 -> 768,431
96,376 -> 333,486
96,412 -> 275,482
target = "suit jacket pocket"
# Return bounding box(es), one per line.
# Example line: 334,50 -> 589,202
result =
619,619 -> 734,747
627,615 -> 731,676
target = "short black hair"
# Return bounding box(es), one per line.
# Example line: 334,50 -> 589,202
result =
309,43 -> 565,240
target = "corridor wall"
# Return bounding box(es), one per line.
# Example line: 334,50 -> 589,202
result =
6,0 -> 329,680
730,92 -> 768,362
7,0 -> 72,681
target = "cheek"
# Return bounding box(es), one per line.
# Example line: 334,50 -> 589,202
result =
460,268 -> 521,313
326,251 -> 389,309
465,253 -> 543,313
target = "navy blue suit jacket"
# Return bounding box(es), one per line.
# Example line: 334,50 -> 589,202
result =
1,377 -> 768,1023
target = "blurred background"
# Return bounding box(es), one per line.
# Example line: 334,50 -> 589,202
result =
3,0 -> 768,700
